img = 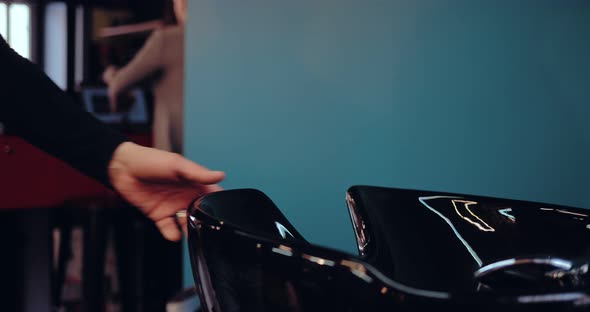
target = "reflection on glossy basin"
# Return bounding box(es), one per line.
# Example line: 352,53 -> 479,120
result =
187,187 -> 590,311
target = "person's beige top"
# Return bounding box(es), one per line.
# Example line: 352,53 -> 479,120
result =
109,26 -> 185,153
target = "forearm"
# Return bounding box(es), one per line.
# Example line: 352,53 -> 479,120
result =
106,30 -> 164,97
0,37 -> 128,186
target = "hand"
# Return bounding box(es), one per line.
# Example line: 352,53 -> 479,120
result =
102,65 -> 118,85
108,142 -> 225,241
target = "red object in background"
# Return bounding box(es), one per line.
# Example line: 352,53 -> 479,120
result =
0,134 -> 152,209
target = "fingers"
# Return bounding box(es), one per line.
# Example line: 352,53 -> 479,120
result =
156,217 -> 183,241
202,184 -> 223,193
112,143 -> 225,186
155,211 -> 190,241
103,65 -> 118,84
175,157 -> 225,186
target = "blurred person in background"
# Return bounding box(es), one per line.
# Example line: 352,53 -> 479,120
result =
103,0 -> 187,154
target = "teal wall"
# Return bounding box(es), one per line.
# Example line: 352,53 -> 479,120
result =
182,0 -> 590,285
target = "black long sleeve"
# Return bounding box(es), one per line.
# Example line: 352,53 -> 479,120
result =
0,35 -> 128,187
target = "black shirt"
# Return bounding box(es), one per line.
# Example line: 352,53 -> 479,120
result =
0,35 -> 127,186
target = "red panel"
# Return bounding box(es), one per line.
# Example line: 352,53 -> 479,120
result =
0,134 -> 152,210
0,137 -> 62,209
55,159 -> 112,201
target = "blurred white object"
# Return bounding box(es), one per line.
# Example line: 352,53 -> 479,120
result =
166,287 -> 200,312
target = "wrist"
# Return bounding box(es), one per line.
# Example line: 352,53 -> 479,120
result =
109,141 -> 136,175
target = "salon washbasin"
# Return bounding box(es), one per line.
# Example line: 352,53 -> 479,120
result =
186,186 -> 590,311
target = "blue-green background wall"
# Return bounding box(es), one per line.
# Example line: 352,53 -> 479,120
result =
183,0 -> 590,286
